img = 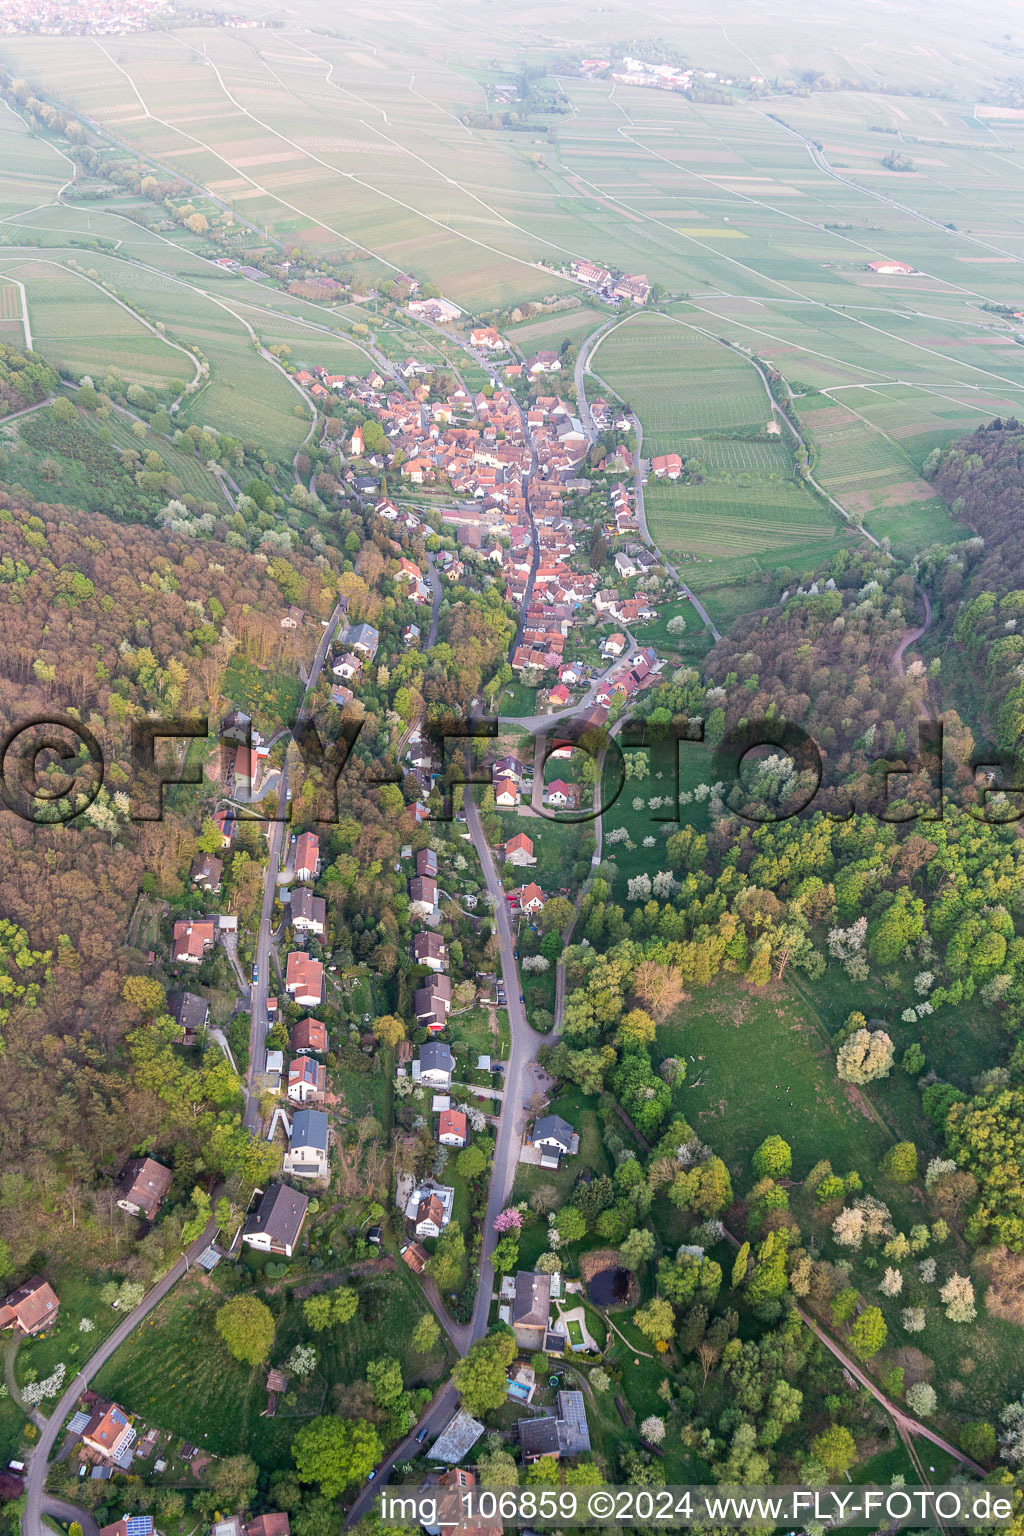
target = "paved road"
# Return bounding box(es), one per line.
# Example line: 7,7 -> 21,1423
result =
573,318 -> 619,441
244,601 -> 345,1131
21,1215 -> 219,1536
347,794 -> 550,1528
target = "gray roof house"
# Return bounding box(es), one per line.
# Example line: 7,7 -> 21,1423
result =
532,1114 -> 576,1166
413,1041 -> 453,1086
512,1270 -> 551,1349
242,1183 -> 309,1257
283,1109 -> 329,1180
343,622 -> 379,659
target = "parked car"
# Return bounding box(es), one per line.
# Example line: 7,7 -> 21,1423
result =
416,1428 -> 429,1444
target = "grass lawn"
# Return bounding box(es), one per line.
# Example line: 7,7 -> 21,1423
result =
656,976 -> 893,1185
92,1264 -> 451,1472
221,652 -> 306,734
0,1390 -> 26,1464
565,1318 -> 584,1347
15,1274 -> 123,1400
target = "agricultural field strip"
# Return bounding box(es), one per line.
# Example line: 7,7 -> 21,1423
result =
0,255 -> 200,389
684,298 -> 1024,400
19,36 -> 1024,417
270,33 -> 591,262
92,35 -> 584,283
757,104 -> 1024,267
558,83 -> 1024,309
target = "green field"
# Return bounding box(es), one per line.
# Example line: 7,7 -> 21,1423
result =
92,1265 -> 450,1472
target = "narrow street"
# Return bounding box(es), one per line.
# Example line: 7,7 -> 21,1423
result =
244,599 -> 346,1131
21,1215 -> 220,1536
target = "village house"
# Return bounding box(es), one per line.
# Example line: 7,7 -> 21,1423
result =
532,1114 -> 577,1167
168,991 -> 209,1044
494,775 -> 520,808
213,806 -> 235,845
291,1017 -> 327,1055
0,1277 -> 59,1335
101,1517 -> 153,1536
285,952 -> 324,1008
518,1390 -> 591,1462
171,916 -> 216,965
544,779 -> 572,808
190,852 -> 222,893
283,1108 -> 330,1180
511,1270 -> 551,1350
287,1056 -> 327,1103
412,931 -> 447,970
331,651 -> 362,683
400,1240 -> 429,1273
867,259 -> 915,275
290,887 -> 326,936
247,1516 -> 290,1536
469,326 -> 503,350
408,875 -> 438,918
651,453 -> 683,479
416,847 -> 439,879
81,1402 -> 136,1463
413,1041 -> 453,1089
518,883 -> 546,914
294,832 -> 320,882
504,832 -> 536,867
280,607 -> 304,630
438,1107 -> 468,1147
406,1181 -> 455,1238
242,1183 -> 309,1257
116,1157 -> 173,1220
601,631 -> 627,658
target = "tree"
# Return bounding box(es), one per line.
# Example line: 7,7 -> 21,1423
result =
411,1313 -> 441,1354
848,1305 -> 887,1360
186,212 -> 209,234
456,1145 -> 487,1180
216,1296 -> 275,1366
366,1357 -> 404,1409
554,1205 -> 587,1244
961,1422 -> 997,1463
634,1297 -> 674,1345
939,1272 -> 976,1322
731,1241 -> 750,1290
292,1417 -> 382,1497
207,1454 -> 259,1510
906,1382 -> 937,1417
452,1333 -> 516,1416
640,1415 -> 666,1444
304,1287 -> 357,1331
881,1141 -> 918,1183
811,1424 -> 856,1476
372,1013 -> 405,1049
619,1227 -> 656,1270
121,975 -> 166,1014
492,1232 -> 520,1274
752,1135 -> 792,1180
837,1028 -> 894,1084
539,896 -> 573,934
428,1224 -> 466,1291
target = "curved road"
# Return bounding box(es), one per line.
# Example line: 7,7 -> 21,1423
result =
22,1214 -> 219,1536
892,581 -> 932,676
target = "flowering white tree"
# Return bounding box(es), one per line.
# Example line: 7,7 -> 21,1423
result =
901,1307 -> 926,1333
906,1382 -> 937,1417
640,1415 -> 666,1444
925,1158 -> 956,1190
628,874 -> 652,901
287,1344 -> 318,1380
21,1364 -> 66,1405
880,1267 -> 903,1298
939,1273 -> 976,1322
